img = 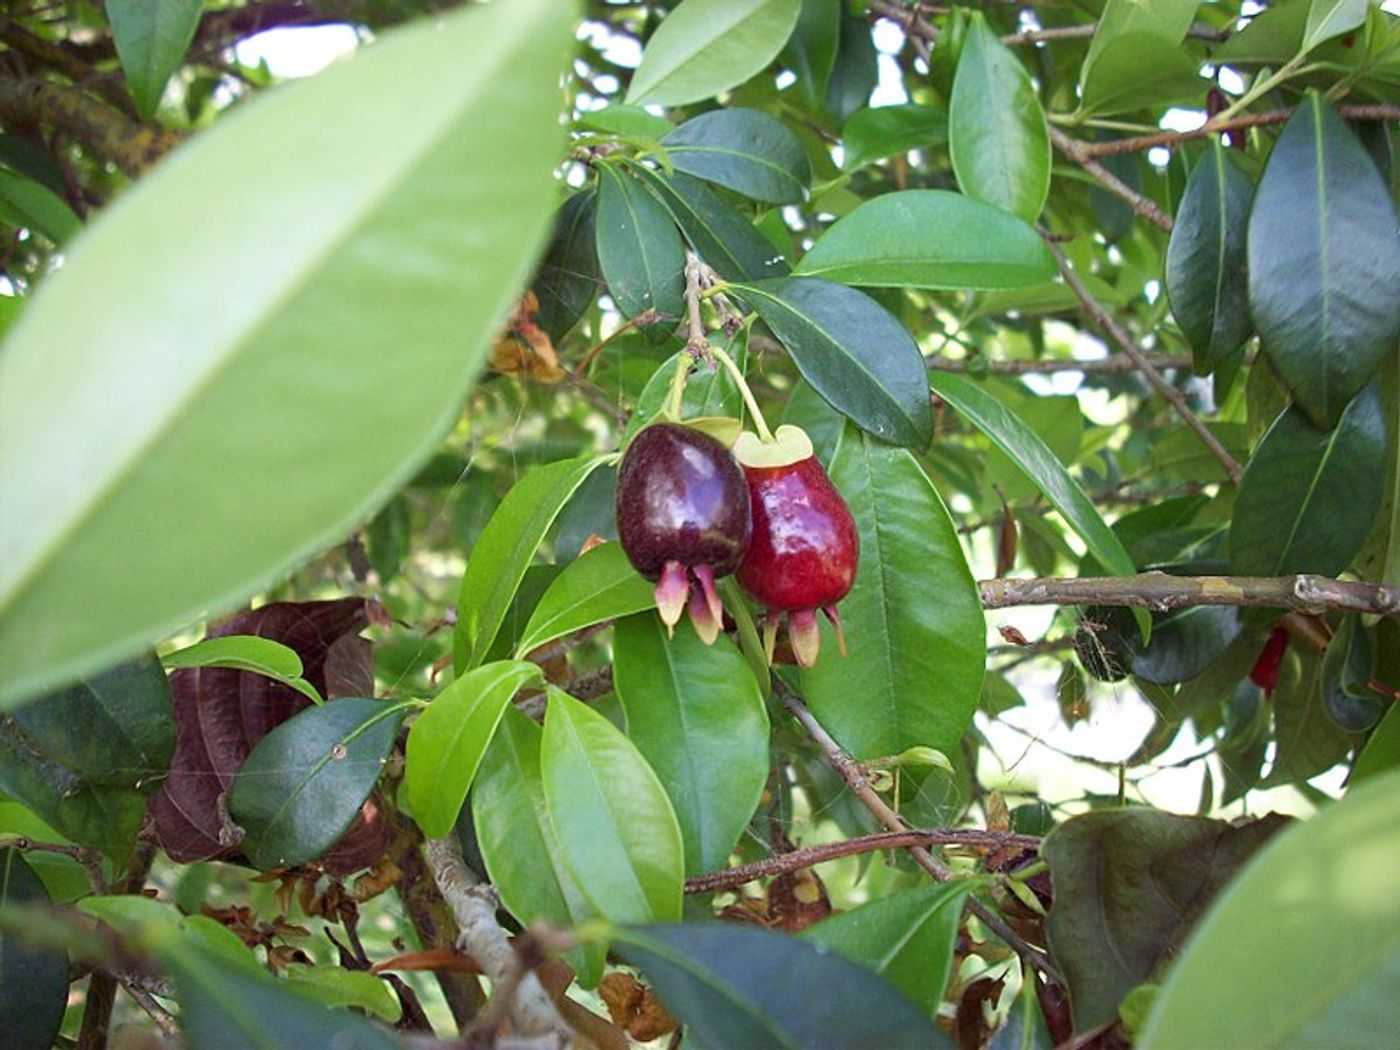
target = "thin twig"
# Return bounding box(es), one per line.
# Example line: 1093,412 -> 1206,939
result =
1042,235 -> 1244,483
928,352 -> 1203,375
1076,103 -> 1400,157
1047,126 -> 1174,231
1000,22 -> 1229,46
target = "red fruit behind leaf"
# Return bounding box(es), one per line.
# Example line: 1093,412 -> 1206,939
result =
1249,626 -> 1289,694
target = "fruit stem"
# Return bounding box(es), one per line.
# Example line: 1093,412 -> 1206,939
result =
664,351 -> 691,419
710,344 -> 775,443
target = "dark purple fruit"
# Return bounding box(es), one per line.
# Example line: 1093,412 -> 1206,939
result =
616,422 -> 751,643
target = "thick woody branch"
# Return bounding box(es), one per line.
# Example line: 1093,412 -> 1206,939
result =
1043,236 -> 1245,483
685,828 -> 1040,894
0,78 -> 177,177
424,837 -> 572,1045
1047,126 -> 1174,231
980,573 -> 1400,617
1077,104 -> 1400,158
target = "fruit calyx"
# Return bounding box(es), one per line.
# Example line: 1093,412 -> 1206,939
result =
734,425 -> 858,668
615,422 -> 752,644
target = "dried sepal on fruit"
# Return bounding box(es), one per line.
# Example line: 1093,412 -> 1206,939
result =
615,422 -> 751,644
733,424 -> 859,668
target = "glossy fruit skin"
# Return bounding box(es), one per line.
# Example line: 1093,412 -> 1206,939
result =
738,457 -> 858,610
616,423 -> 751,580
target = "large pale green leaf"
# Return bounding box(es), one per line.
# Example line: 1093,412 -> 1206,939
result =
454,455 -> 608,672
613,615 -> 769,875
610,923 -> 953,1049
1229,384 -> 1387,577
0,849 -> 68,1050
800,428 -> 985,759
1166,141 -> 1255,374
1044,809 -> 1287,1032
541,689 -> 684,924
795,190 -> 1053,290
229,698 -> 407,870
514,543 -> 654,657
0,0 -> 574,708
595,162 -> 685,335
626,0 -> 802,106
949,13 -> 1050,223
1247,94 -> 1400,429
841,104 -> 948,171
106,0 -> 202,119
730,277 -> 933,447
1139,767 -> 1400,1048
405,661 -> 543,838
800,882 -> 970,1013
661,109 -> 810,204
472,706 -> 604,986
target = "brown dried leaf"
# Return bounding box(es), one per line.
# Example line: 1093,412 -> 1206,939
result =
598,972 -> 677,1042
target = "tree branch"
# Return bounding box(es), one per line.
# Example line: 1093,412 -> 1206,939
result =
1076,104 -> 1400,158
685,828 -> 1040,894
1047,125 -> 1175,231
1042,235 -> 1245,483
929,352 -> 1206,375
0,78 -> 178,177
979,573 -> 1400,617
1000,22 -> 1229,46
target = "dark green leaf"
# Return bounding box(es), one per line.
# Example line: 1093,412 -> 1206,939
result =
541,689 -> 684,923
595,162 -> 685,336
800,428 -> 985,759
515,543 -> 655,657
472,707 -> 604,986
0,169 -> 81,246
731,277 -> 933,447
1166,141 -> 1254,374
1082,600 -> 1243,686
1229,383 -> 1387,576
1261,648 -> 1359,787
106,0 -> 202,119
230,698 -> 406,870
0,849 -> 68,1050
1217,0 -> 1310,65
841,104 -> 948,171
1139,768 -> 1400,1048
662,109 -> 811,204
454,455 -> 608,671
364,495 -> 411,583
611,922 -> 954,1049
800,882 -> 970,1013
1044,809 -> 1288,1032
0,0 -> 574,708
784,0 -> 840,108
613,615 -> 769,874
626,0 -> 802,106
405,661 -> 544,839
1352,690 -> 1400,785
824,13 -> 878,121
949,13 -> 1050,223
533,190 -> 601,342
1322,616 -> 1384,732
796,190 -> 1053,289
1248,94 -> 1400,428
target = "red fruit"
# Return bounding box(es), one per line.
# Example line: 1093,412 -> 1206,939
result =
734,425 -> 859,668
616,422 -> 751,643
1249,625 -> 1289,694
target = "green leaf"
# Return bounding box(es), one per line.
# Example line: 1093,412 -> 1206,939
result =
613,614 -> 769,875
825,12 -> 879,120
514,544 -> 654,657
595,162 -> 685,335
1260,648 -> 1359,787
472,706 -> 605,986
0,169 -> 81,246
927,372 -> 1139,582
784,0 -> 841,108
661,108 -> 810,204
841,104 -> 948,171
625,334 -> 748,443
1229,384 -> 1387,576
0,849 -> 68,1050
1076,0 -> 1204,116
282,965 -> 401,1023
626,0 -> 802,106
575,105 -> 674,140
1352,696 -> 1400,785
630,166 -> 790,283
1248,94 -> 1400,429
796,189 -> 1054,290
949,13 -> 1050,223
229,698 -> 406,870
533,190 -> 601,342
1302,0 -> 1370,53
541,688 -> 684,924
106,0 -> 202,119
1217,0 -> 1310,65
0,0 -> 574,708
730,277 -> 933,447
1139,767 -> 1400,1049
454,455 -> 608,672
1044,809 -> 1288,1032
1166,141 -> 1255,374
800,428 -> 985,759
405,661 -> 543,839
163,635 -> 322,705
610,923 -> 954,1049
800,882 -> 971,1013
1083,600 -> 1243,686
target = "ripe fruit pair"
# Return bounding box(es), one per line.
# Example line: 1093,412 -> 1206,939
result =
616,422 -> 858,667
